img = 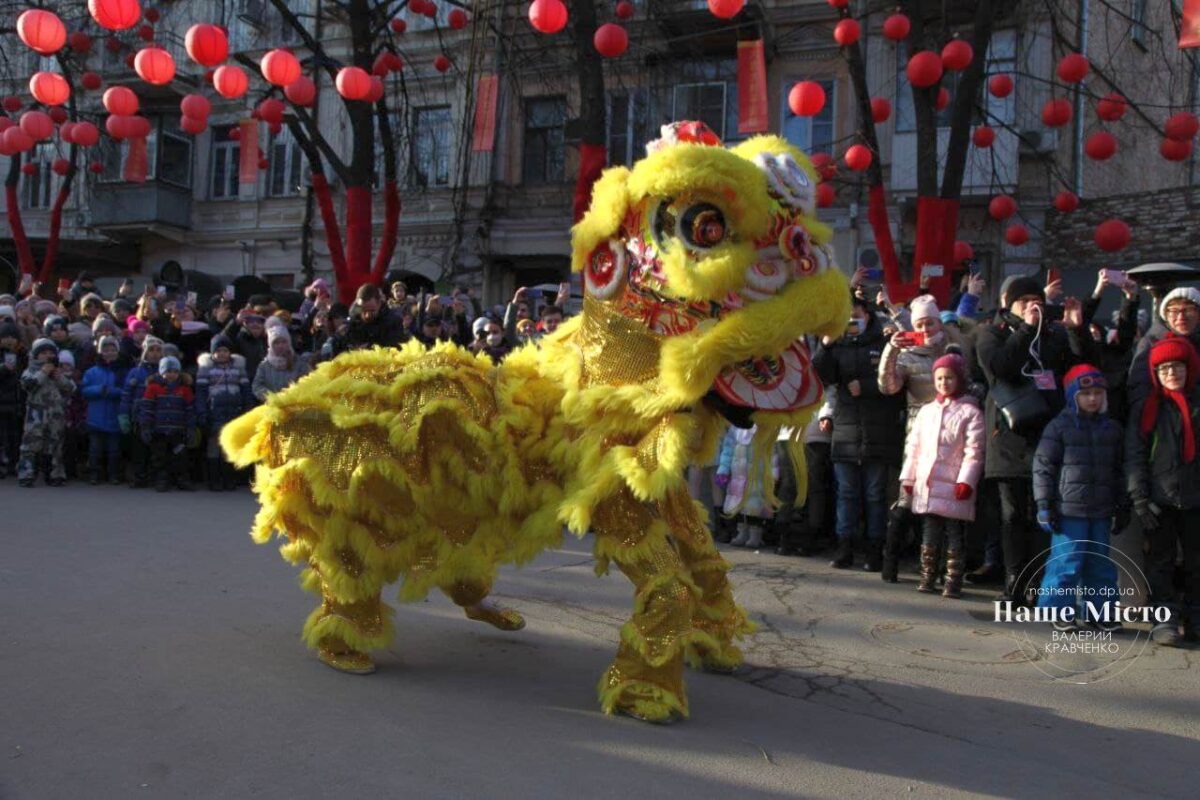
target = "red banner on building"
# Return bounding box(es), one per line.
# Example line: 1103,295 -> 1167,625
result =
1182,0 -> 1200,49
472,74 -> 499,152
239,118 -> 259,184
123,137 -> 148,183
737,39 -> 769,134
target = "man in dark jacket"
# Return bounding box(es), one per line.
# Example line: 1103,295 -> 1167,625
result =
975,275 -> 1096,602
343,284 -> 408,351
814,297 -> 905,570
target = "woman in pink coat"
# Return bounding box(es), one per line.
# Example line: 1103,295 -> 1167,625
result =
900,352 -> 985,598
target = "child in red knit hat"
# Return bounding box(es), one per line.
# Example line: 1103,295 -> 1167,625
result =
1033,363 -> 1126,631
1126,336 -> 1200,646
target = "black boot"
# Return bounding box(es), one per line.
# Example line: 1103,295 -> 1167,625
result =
863,540 -> 883,572
998,572 -> 1019,603
880,504 -> 909,582
207,459 -> 222,492
829,538 -> 853,569
222,461 -> 238,491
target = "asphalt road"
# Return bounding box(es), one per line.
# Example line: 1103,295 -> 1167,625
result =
2,481 -> 1197,799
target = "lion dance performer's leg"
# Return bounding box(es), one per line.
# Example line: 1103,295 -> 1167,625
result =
660,486 -> 754,672
441,579 -> 526,632
592,487 -> 699,722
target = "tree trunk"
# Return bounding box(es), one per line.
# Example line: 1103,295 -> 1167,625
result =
38,155 -> 78,286
5,160 -> 35,277
572,0 -> 607,222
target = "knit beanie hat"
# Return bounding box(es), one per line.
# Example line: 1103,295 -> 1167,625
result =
34,299 -> 58,316
80,292 -> 104,310
31,338 -> 57,359
931,352 -> 967,398
141,335 -> 164,357
940,310 -> 959,325
1063,364 -> 1107,415
1003,276 -> 1045,309
97,335 -> 120,355
266,324 -> 292,349
92,315 -> 120,336
1158,286 -> 1200,322
162,343 -> 181,359
158,356 -> 181,375
43,314 -> 68,335
210,333 -> 233,354
1141,336 -> 1200,463
0,321 -> 20,342
910,294 -> 940,323
57,350 -> 75,368
127,317 -> 151,335
111,298 -> 134,316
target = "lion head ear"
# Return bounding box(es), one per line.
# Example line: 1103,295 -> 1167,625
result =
571,166 -> 631,275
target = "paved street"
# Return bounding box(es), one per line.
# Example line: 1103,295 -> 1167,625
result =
2,481 -> 1197,799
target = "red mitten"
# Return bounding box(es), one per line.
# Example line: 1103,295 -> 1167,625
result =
954,483 -> 973,501
902,484 -> 913,496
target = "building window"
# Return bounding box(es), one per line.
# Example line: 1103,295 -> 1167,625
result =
409,106 -> 452,188
523,96 -> 566,184
672,83 -> 726,140
607,91 -> 647,166
20,148 -> 53,209
266,129 -> 304,197
782,79 -> 836,155
669,60 -> 742,142
158,124 -> 193,188
97,126 -> 160,183
1131,0 -> 1148,49
210,125 -> 241,199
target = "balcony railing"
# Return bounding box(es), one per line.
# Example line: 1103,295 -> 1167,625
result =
89,181 -> 192,231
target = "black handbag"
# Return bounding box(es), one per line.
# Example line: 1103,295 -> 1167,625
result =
990,378 -> 1051,434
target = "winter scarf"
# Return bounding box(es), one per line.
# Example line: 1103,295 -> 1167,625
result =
1141,335 -> 1200,463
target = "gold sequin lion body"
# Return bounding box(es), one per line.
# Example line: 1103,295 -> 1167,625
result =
222,122 -> 849,723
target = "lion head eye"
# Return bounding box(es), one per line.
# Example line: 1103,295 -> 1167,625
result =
679,203 -> 727,250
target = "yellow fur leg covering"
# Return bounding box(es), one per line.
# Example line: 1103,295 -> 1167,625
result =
303,590 -> 395,654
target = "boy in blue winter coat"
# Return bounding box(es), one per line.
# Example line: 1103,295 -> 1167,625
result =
1033,364 -> 1128,631
81,336 -> 128,484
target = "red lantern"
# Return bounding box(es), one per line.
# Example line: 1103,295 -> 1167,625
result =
988,74 -> 1014,98
1053,191 -> 1079,213
17,9 -> 68,56
145,8 -> 160,23
258,156 -> 269,170
449,9 -> 469,29
529,0 -> 569,33
135,47 -> 176,85
1057,53 -> 1089,84
29,72 -> 71,107
1096,93 -> 1127,122
365,76 -> 385,101
1084,131 -> 1117,161
594,23 -> 628,57
816,181 -> 835,208
788,81 -> 826,116
386,54 -> 404,71
73,121 -> 100,146
827,0 -> 849,7
89,161 -> 104,174
88,0 -> 143,32
0,118 -> 11,134
390,18 -> 407,34
882,13 -> 910,42
103,86 -> 139,116
616,1 -> 635,20
255,99 -> 284,125
433,56 -> 452,74
69,32 -> 93,53
213,65 -> 249,99
707,0 -> 744,19
20,111 -> 55,142
372,54 -> 391,77
906,51 -> 943,88
124,53 -> 136,69
935,87 -> 950,111
261,49 -> 302,87
185,24 -> 228,67
1041,98 -> 1072,127
972,126 -> 995,148
1005,224 -> 1029,246
1165,112 -> 1200,141
137,24 -> 154,42
268,121 -> 282,136
105,114 -> 132,141
48,107 -> 68,124
870,97 -> 891,123
129,116 -> 151,138
834,19 -> 860,46
336,67 -> 371,100
844,144 -> 872,171
105,37 -> 122,54
2,127 -> 35,154
180,94 -> 211,119
1161,137 -> 1193,161
941,39 -> 973,72
60,121 -> 76,142
2,97 -> 21,113
953,240 -> 974,263
988,194 -> 1017,220
52,158 -> 71,176
21,163 -> 36,176
1094,219 -> 1130,252
419,0 -> 437,18
810,152 -> 836,181
180,115 -> 206,135
285,76 -> 316,107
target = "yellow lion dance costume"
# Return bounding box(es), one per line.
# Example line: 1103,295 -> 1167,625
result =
223,122 -> 849,723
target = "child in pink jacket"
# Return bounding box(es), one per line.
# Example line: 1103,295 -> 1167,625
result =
900,352 -> 985,598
